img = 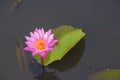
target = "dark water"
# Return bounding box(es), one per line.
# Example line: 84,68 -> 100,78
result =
0,0 -> 120,80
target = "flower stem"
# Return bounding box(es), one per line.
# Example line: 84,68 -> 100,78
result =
41,58 -> 45,71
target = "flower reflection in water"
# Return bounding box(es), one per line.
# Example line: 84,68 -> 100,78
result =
30,59 -> 59,80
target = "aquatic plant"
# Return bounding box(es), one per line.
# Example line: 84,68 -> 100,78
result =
24,25 -> 85,66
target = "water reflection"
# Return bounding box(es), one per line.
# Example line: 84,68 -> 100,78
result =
0,73 -> 2,80
30,59 -> 43,77
34,71 -> 60,80
15,38 -> 31,80
9,0 -> 22,14
48,38 -> 85,72
28,58 -> 60,80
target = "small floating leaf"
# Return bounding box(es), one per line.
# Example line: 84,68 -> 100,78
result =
34,25 -> 85,66
89,69 -> 120,80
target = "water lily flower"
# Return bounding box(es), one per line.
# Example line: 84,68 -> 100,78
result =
24,28 -> 58,59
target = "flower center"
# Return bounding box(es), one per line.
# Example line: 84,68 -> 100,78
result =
34,40 -> 46,51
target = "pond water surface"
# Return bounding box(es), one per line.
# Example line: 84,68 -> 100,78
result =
0,0 -> 120,80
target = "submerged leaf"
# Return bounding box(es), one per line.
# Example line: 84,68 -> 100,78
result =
34,25 -> 85,66
89,69 -> 120,80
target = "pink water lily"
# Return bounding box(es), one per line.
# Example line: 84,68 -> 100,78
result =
24,28 -> 58,59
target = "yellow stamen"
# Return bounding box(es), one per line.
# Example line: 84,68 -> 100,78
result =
34,40 -> 46,51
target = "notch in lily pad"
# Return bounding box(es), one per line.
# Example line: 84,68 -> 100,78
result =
34,25 -> 85,66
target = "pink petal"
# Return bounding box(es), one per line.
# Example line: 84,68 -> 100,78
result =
24,47 -> 30,51
47,34 -> 54,44
24,47 -> 34,52
47,29 -> 51,37
25,36 -> 30,41
44,29 -> 52,41
47,48 -> 54,51
44,32 -> 48,41
38,29 -> 42,39
43,48 -> 54,54
32,52 -> 38,56
41,28 -> 45,34
30,32 -> 34,37
25,36 -> 35,42
30,37 -> 35,42
41,28 -> 45,39
34,31 -> 39,39
25,41 -> 33,47
35,28 -> 38,32
48,40 -> 58,47
40,52 -> 46,59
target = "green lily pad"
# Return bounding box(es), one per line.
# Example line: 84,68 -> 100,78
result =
34,25 -> 85,66
89,69 -> 120,80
